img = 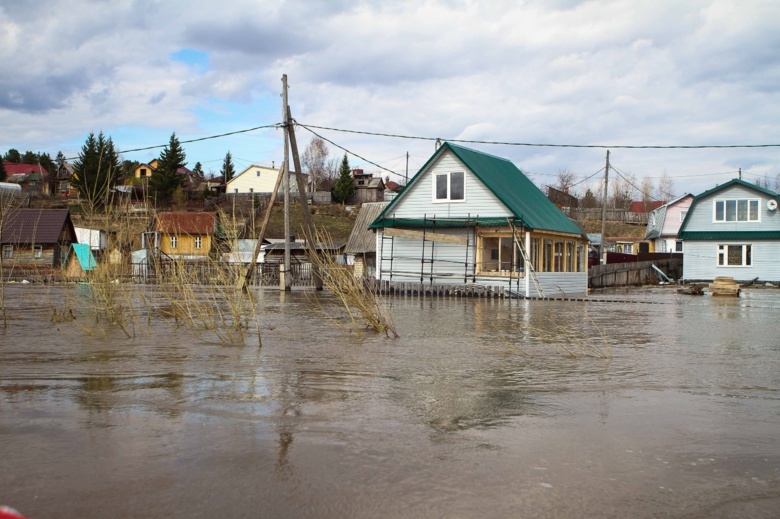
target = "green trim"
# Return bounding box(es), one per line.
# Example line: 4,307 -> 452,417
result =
370,142 -> 583,236
678,230 -> 780,240
378,217 -> 513,229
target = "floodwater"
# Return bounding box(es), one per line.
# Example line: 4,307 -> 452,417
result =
1,285 -> 779,518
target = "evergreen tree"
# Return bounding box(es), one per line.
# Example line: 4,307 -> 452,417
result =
72,131 -> 121,207
220,152 -> 235,183
332,154 -> 355,204
148,132 -> 187,201
0,160 -> 6,182
581,188 -> 600,209
55,151 -> 67,168
192,161 -> 205,181
4,149 -> 20,163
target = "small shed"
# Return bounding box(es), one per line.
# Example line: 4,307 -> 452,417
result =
344,202 -> 388,278
63,243 -> 97,279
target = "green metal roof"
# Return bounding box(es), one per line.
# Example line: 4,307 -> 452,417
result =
677,230 -> 780,241
68,243 -> 97,271
370,142 -> 583,235
679,178 -> 780,235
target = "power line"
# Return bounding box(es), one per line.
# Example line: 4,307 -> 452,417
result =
295,122 -> 780,149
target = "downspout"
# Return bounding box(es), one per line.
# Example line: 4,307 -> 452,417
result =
525,229 -> 531,298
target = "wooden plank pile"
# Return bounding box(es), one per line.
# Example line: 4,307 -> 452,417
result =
709,276 -> 740,297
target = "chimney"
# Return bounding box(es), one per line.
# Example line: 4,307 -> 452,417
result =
352,168 -> 364,177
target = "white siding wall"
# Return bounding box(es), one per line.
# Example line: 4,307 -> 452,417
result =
683,240 -> 780,282
661,198 -> 692,236
385,150 -> 512,220
685,185 -> 780,232
535,272 -> 588,297
226,166 -> 289,194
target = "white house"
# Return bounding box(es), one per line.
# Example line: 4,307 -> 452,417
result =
644,194 -> 694,253
678,179 -> 780,282
226,165 -> 308,195
369,143 -> 588,298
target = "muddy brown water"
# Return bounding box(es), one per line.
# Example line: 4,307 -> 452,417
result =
1,285 -> 779,518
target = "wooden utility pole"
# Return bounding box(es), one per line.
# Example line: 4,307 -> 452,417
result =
287,105 -> 323,289
241,163 -> 285,290
600,150 -> 610,265
405,152 -> 409,184
281,74 -> 291,291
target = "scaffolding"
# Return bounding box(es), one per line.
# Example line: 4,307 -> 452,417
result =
378,214 -> 542,297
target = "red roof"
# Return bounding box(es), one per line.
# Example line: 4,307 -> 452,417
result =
630,200 -> 664,213
3,163 -> 46,176
155,212 -> 215,235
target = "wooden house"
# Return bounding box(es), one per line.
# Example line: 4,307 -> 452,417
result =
226,165 -> 308,195
369,143 -> 588,297
153,211 -> 216,261
350,169 -> 385,204
0,208 -> 76,269
644,194 -> 694,253
344,202 -> 388,278
678,179 -> 780,283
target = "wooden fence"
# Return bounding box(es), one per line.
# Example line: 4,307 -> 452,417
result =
588,258 -> 682,289
569,208 -> 649,224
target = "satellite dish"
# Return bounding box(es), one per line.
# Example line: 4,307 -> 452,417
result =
768,199 -> 778,211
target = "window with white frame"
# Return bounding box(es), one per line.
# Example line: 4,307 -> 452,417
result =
675,240 -> 683,252
194,236 -> 202,249
714,199 -> 759,222
2,245 -> 12,259
433,172 -> 465,202
34,245 -> 43,259
717,244 -> 751,267
170,236 -> 178,249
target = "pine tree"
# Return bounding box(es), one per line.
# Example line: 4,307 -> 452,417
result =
148,132 -> 187,201
332,154 -> 355,204
192,161 -> 205,181
220,152 -> 235,183
72,132 -> 121,208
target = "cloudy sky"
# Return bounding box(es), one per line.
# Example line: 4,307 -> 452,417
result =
2,0 -> 779,198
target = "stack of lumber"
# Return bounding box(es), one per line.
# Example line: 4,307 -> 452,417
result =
709,276 -> 740,297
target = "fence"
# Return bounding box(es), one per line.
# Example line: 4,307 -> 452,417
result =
588,258 -> 682,289
127,261 -> 313,287
570,208 -> 649,224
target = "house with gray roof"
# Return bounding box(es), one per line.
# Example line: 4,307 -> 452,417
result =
369,143 -> 588,297
678,179 -> 780,283
644,194 -> 694,253
345,201 -> 388,278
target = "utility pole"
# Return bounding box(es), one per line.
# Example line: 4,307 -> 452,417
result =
281,74 -> 291,291
600,150 -> 610,265
739,168 -> 742,180
405,152 -> 409,185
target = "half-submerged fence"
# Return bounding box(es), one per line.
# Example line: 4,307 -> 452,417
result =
588,258 -> 682,289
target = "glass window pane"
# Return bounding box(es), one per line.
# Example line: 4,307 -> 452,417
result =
746,245 -> 752,265
715,201 -> 724,221
727,245 -> 742,266
450,172 -> 464,200
749,200 -> 759,220
435,174 -> 447,199
726,200 -> 737,221
737,200 -> 748,221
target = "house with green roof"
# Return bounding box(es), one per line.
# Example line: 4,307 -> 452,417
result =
369,143 -> 588,297
678,178 -> 780,283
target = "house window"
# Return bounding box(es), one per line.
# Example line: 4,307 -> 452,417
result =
477,234 -> 524,275
566,241 -> 575,272
249,188 -> 253,193
675,240 -> 683,252
140,168 -> 147,177
234,188 -> 239,193
680,210 -> 688,222
170,236 -> 178,249
433,172 -> 465,202
194,236 -> 202,249
34,245 -> 43,259
714,199 -> 759,222
2,245 -> 12,259
256,171 -> 260,177
717,244 -> 751,267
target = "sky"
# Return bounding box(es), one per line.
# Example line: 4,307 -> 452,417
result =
2,0 -> 780,200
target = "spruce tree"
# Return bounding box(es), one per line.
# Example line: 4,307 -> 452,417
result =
192,161 -> 205,181
148,132 -> 187,201
72,131 -> 121,208
332,154 -> 355,204
220,152 -> 235,183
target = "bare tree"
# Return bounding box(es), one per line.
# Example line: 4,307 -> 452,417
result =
641,177 -> 655,211
555,169 -> 577,195
657,170 -> 675,200
301,137 -> 331,192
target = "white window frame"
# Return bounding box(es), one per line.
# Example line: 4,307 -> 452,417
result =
2,245 -> 12,259
713,198 -> 760,223
717,243 -> 752,267
170,236 -> 178,249
194,236 -> 202,249
34,245 -> 43,259
675,240 -> 683,252
432,171 -> 466,203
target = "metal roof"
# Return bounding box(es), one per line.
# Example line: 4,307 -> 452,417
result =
1,209 -> 74,245
344,202 -> 387,254
370,142 -> 583,235
155,211 -> 216,235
